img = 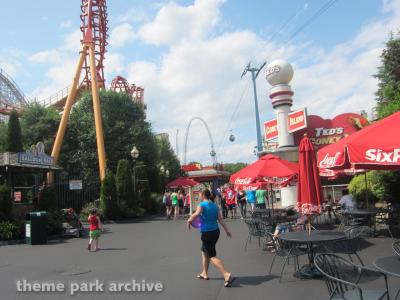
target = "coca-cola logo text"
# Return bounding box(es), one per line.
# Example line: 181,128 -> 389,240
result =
234,177 -> 252,185
319,152 -> 341,168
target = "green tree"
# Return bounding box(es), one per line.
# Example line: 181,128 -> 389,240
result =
375,31 -> 400,118
223,162 -> 248,174
100,171 -> 119,219
61,90 -> 158,182
6,110 -> 23,152
0,122 -> 7,152
156,136 -> 181,190
116,159 -> 135,209
372,32 -> 400,205
20,103 -> 60,152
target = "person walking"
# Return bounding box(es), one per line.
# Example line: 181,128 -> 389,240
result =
187,189 -> 235,287
87,208 -> 102,252
225,185 -> 237,219
219,187 -> 228,219
163,190 -> 172,219
171,189 -> 179,219
237,189 -> 247,219
255,188 -> 267,210
245,189 -> 256,215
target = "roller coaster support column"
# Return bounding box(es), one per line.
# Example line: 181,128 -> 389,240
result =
88,42 -> 106,181
49,47 -> 87,184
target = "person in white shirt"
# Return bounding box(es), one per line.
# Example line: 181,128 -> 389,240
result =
339,189 -> 354,209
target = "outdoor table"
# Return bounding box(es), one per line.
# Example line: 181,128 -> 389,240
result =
373,256 -> 400,300
280,230 -> 346,279
342,209 -> 379,232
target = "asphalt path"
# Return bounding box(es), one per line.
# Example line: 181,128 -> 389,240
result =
0,216 -> 398,300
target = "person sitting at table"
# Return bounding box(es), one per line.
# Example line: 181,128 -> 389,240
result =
273,209 -> 307,238
338,189 -> 355,210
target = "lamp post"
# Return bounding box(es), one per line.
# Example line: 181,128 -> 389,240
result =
131,146 -> 139,202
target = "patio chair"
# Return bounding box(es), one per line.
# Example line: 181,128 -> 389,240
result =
324,226 -> 365,266
266,232 -> 306,282
244,219 -> 262,251
393,240 -> 400,256
314,253 -> 389,300
374,208 -> 394,239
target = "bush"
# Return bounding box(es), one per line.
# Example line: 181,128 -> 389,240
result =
143,193 -> 163,214
0,184 -> 12,221
100,171 -> 119,220
38,186 -> 57,212
116,159 -> 135,209
349,172 -> 379,206
79,202 -> 103,223
47,210 -> 63,235
119,207 -> 145,219
0,221 -> 17,240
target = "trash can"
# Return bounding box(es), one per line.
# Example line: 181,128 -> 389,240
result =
26,212 -> 48,245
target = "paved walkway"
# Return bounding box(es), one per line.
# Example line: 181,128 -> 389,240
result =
0,216 -> 398,299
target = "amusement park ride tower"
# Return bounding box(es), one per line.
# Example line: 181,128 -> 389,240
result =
265,59 -> 299,207
51,0 -> 108,181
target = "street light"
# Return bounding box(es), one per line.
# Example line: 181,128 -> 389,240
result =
131,146 -> 140,202
160,165 -> 165,174
166,169 -> 170,177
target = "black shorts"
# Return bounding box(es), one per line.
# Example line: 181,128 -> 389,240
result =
228,204 -> 236,210
178,199 -> 184,208
201,229 -> 220,258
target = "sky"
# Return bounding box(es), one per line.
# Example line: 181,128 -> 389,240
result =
1,0 -> 399,166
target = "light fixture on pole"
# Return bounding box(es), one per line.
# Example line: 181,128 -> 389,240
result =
160,165 -> 165,174
131,146 -> 139,202
166,169 -> 170,177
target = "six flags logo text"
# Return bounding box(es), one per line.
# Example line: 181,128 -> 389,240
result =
365,149 -> 400,163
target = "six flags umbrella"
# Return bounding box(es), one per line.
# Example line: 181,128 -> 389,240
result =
317,111 -> 400,171
296,135 -> 323,215
230,154 -> 298,189
166,177 -> 200,188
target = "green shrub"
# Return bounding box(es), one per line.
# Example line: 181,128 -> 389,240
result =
0,184 -> 12,221
100,171 -> 119,220
79,202 -> 103,223
38,187 -> 57,212
116,159 -> 135,209
47,210 -> 63,235
143,193 -> 163,214
349,172 -> 379,205
0,221 -> 17,240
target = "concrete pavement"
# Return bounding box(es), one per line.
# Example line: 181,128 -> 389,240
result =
0,215 -> 398,300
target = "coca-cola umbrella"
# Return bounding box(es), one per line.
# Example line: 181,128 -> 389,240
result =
317,111 -> 400,170
166,177 -> 200,215
230,154 -> 298,211
296,134 -> 323,234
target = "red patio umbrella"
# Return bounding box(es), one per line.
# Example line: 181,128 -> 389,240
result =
297,135 -> 323,233
166,177 -> 200,188
230,154 -> 298,189
317,111 -> 400,170
230,154 -> 298,211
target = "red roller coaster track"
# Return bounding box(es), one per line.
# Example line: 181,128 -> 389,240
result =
80,0 -> 108,88
110,75 -> 145,108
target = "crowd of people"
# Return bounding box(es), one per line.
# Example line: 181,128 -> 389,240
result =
162,189 -> 191,220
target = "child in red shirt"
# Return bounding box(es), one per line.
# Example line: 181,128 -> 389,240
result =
87,208 -> 102,251
224,187 -> 237,219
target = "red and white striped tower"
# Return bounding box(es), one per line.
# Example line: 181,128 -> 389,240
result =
266,59 -> 295,148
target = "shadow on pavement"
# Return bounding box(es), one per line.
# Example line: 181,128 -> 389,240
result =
225,275 -> 278,287
99,247 -> 128,251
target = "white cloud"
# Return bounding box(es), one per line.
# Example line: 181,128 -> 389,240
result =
40,16 -> 49,22
104,53 -> 125,80
137,0 -> 225,46
109,23 -> 136,48
60,20 -> 72,29
29,50 -> 62,64
62,29 -> 82,52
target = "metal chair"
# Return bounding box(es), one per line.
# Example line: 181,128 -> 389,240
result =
244,219 -> 261,251
314,253 -> 389,300
266,232 -> 306,282
324,226 -> 365,266
375,208 -> 394,239
393,240 -> 400,256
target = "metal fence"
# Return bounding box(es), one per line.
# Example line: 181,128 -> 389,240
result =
322,184 -> 348,203
53,172 -> 100,212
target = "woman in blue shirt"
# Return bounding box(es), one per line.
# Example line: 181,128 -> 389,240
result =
187,189 -> 235,287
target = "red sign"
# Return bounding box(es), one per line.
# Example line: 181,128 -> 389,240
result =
264,119 -> 278,141
288,108 -> 307,133
293,113 -> 369,150
14,191 -> 21,202
181,164 -> 202,172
